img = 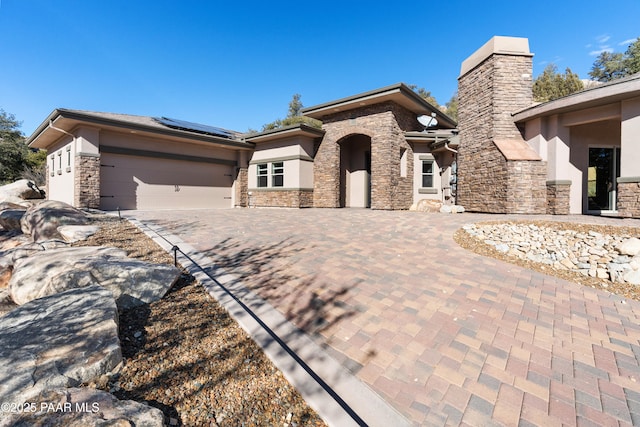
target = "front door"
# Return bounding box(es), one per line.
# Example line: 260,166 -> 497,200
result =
339,134 -> 372,208
588,147 -> 620,212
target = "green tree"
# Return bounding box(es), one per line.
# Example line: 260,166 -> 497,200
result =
0,109 -> 47,185
408,84 -> 440,108
533,64 -> 584,102
287,93 -> 303,118
624,37 -> 640,76
0,109 -> 29,184
22,149 -> 48,186
0,109 -> 24,144
589,37 -> 640,82
445,92 -> 458,122
589,51 -> 626,82
261,94 -> 322,132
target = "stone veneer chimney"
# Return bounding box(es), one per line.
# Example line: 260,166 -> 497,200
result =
457,36 -> 547,214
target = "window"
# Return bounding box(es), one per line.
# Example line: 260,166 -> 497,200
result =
257,164 -> 268,188
66,147 -> 72,172
272,162 -> 284,187
421,160 -> 434,188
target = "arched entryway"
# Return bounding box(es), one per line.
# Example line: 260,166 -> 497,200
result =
339,134 -> 371,208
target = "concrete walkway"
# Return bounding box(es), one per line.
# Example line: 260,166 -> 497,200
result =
131,209 -> 640,426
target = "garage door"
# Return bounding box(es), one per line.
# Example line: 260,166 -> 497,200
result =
100,153 -> 234,210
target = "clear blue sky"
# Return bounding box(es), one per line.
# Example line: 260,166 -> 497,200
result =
1,0 -> 639,137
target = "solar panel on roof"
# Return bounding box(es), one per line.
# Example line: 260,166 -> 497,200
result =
154,117 -> 234,139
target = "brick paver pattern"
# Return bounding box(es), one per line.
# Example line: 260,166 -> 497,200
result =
133,209 -> 640,426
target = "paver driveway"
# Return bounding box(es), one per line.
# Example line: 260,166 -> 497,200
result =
132,208 -> 640,426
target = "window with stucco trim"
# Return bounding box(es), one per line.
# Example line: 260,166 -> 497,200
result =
257,163 -> 268,188
272,162 -> 284,187
66,148 -> 72,172
421,160 -> 434,188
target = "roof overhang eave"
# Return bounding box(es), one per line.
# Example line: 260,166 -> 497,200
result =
243,123 -> 325,143
27,109 -> 255,151
301,83 -> 457,128
405,131 -> 459,151
513,75 -> 640,123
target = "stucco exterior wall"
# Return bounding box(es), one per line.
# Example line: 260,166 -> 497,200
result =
47,136 -> 75,206
570,120 -> 620,213
247,136 -> 316,208
100,130 -> 238,161
249,137 -> 314,162
621,97 -> 640,178
248,140 -> 315,190
412,143 -> 447,204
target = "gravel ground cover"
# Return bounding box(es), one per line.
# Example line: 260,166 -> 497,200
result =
73,215 -> 326,427
455,219 -> 640,301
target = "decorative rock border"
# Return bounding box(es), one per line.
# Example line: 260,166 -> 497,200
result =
462,222 -> 640,285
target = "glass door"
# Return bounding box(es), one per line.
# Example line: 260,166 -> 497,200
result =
588,147 -> 621,212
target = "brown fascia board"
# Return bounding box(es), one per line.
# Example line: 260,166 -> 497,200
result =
513,73 -> 640,123
405,131 -> 460,152
27,108 -> 255,150
243,123 -> 325,143
301,83 -> 457,128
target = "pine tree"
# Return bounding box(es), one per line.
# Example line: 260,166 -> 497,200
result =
533,65 -> 584,102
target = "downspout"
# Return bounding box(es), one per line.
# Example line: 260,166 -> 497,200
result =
443,141 -> 457,154
48,119 -> 75,140
443,140 -> 458,204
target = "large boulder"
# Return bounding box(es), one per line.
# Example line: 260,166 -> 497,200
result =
0,387 -> 165,427
20,200 -> 90,241
9,246 -> 180,309
618,238 -> 640,257
1,240 -> 68,289
410,199 -> 442,212
0,231 -> 29,252
0,262 -> 10,289
0,202 -> 27,210
0,289 -> 16,317
0,179 -> 44,202
0,286 -> 122,406
58,225 -> 100,243
624,269 -> 640,286
0,209 -> 26,232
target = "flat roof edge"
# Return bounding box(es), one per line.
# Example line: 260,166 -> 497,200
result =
244,123 -> 325,142
513,74 -> 640,122
459,36 -> 532,78
28,109 -> 255,150
301,83 -> 407,117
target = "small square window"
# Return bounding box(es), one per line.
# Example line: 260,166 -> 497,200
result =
257,164 -> 268,188
272,162 -> 284,187
422,161 -> 434,188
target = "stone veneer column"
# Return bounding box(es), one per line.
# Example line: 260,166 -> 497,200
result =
74,154 -> 101,209
313,127 -> 341,208
546,180 -> 571,214
617,178 -> 640,218
506,161 -> 547,214
457,36 -> 546,214
234,167 -> 248,207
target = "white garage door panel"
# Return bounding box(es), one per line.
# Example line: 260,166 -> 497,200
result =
100,154 -> 234,210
